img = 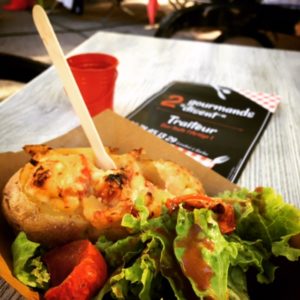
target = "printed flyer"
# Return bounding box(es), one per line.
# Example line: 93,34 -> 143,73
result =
127,82 -> 280,182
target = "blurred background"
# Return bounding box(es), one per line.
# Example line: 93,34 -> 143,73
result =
0,0 -> 300,101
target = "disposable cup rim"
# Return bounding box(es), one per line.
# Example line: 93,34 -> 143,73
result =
67,53 -> 119,73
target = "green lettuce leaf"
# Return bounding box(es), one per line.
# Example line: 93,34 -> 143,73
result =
96,233 -> 171,300
121,196 -> 151,232
11,232 -> 50,290
227,266 -> 249,300
139,228 -> 193,300
220,187 -> 300,261
95,187 -> 300,299
226,234 -> 276,284
96,198 -> 194,300
218,188 -> 254,223
96,235 -> 144,269
174,207 -> 239,299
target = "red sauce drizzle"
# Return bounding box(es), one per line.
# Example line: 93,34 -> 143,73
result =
177,224 -> 214,291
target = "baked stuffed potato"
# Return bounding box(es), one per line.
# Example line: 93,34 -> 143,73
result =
2,145 -> 204,247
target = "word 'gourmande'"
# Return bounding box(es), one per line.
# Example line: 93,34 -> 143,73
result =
180,99 -> 256,119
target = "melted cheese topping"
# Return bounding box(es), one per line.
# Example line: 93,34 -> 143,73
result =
19,147 -> 204,231
20,148 -> 157,230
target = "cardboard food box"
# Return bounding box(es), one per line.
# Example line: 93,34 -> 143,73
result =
0,110 -> 298,299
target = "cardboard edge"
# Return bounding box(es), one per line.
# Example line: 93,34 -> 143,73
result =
0,109 -> 237,299
0,256 -> 39,300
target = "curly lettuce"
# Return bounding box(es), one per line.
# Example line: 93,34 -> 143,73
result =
94,187 -> 300,300
11,232 -> 50,290
220,187 -> 300,261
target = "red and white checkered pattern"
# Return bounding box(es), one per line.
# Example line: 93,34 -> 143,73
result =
175,146 -> 214,168
237,89 -> 281,113
175,89 -> 280,167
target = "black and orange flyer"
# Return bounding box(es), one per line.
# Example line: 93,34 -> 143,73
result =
128,82 -> 279,182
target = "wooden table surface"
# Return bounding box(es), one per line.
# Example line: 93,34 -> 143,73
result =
0,31 -> 300,299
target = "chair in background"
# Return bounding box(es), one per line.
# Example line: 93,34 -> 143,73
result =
155,0 -> 300,48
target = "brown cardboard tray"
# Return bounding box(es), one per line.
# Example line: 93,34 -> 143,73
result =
0,110 -> 298,299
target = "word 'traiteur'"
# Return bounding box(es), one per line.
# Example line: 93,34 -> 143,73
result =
167,115 -> 218,134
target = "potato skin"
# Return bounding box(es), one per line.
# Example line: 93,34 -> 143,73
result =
2,171 -> 90,248
2,171 -> 133,247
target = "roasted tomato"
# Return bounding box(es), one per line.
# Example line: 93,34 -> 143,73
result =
166,194 -> 236,234
43,240 -> 107,300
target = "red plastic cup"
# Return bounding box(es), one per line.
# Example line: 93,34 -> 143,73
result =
67,53 -> 118,116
